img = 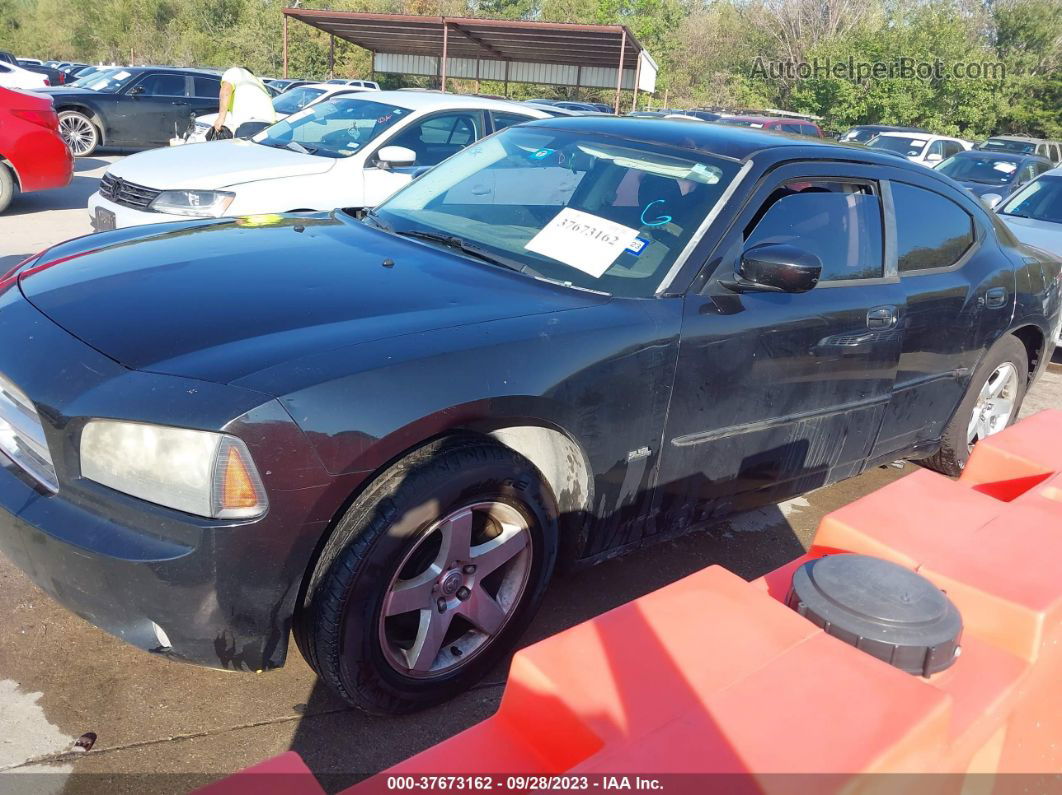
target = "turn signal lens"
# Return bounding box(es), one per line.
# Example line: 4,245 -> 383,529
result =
213,439 -> 267,519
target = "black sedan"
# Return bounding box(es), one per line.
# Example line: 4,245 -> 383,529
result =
934,150 -> 1054,205
38,66 -> 223,156
0,120 -> 1058,714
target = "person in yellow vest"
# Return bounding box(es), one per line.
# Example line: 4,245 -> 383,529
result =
212,66 -> 276,138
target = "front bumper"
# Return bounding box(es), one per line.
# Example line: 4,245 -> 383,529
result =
88,191 -> 188,230
0,285 -> 341,671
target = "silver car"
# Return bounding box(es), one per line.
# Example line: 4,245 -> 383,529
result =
996,165 -> 1062,343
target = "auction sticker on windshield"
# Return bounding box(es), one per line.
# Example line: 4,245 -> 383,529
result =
525,208 -> 640,278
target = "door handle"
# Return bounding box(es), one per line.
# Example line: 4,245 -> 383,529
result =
984,287 -> 1008,309
866,305 -> 897,329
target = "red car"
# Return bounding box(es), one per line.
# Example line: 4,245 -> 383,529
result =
0,86 -> 74,213
715,114 -> 824,138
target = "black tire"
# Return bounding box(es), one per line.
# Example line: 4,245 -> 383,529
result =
57,110 -> 100,157
294,436 -> 558,715
0,164 -> 15,214
920,335 -> 1028,476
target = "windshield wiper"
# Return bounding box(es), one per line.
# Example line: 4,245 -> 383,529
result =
284,141 -> 316,155
394,229 -> 525,272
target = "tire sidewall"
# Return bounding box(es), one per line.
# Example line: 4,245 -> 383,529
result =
0,164 -> 14,213
313,441 -> 558,712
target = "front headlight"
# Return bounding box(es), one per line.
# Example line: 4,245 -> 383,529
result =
80,420 -> 267,519
149,189 -> 235,217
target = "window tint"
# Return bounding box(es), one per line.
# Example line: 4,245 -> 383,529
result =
386,112 -> 484,167
892,182 -> 974,272
491,111 -> 534,132
744,180 -> 884,282
136,73 -> 187,96
193,76 -> 221,98
942,141 -> 963,157
801,124 -> 819,137
780,122 -> 802,134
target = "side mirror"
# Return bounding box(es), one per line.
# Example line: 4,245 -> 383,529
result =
376,145 -> 416,170
980,193 -> 1003,210
925,153 -> 943,163
725,243 -> 822,294
128,85 -> 144,96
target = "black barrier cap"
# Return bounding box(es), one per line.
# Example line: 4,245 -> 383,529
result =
786,554 -> 962,677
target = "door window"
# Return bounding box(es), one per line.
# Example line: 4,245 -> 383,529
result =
491,111 -> 534,132
926,140 -> 945,160
193,76 -> 221,99
891,182 -> 974,272
134,73 -> 188,97
942,141 -> 963,158
781,122 -> 803,134
743,180 -> 884,282
386,112 -> 484,167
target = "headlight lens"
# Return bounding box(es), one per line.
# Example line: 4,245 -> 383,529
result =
149,189 -> 235,217
80,420 -> 267,519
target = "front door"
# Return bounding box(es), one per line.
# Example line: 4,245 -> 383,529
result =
113,72 -> 191,145
655,163 -> 905,529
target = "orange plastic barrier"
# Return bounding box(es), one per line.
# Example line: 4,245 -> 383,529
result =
201,411 -> 1062,793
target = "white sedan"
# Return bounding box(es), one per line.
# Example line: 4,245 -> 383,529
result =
0,60 -> 49,90
89,91 -> 549,230
995,166 -> 1062,344
866,131 -> 972,166
177,82 -> 374,144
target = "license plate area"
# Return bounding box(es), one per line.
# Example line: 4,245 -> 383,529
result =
95,207 -> 116,232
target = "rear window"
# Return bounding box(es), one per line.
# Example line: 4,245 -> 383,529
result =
892,182 -> 975,272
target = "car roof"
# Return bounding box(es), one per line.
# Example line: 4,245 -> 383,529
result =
356,90 -> 551,115
950,150 -> 1051,163
986,135 -> 1051,143
520,116 -> 932,170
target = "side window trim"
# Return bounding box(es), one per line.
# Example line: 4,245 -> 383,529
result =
885,178 -> 981,277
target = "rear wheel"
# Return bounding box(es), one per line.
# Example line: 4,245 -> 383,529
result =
58,110 -> 99,157
294,437 -> 558,714
920,335 -> 1027,475
0,164 -> 15,213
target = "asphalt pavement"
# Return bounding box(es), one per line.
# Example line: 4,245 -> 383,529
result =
0,155 -> 1060,793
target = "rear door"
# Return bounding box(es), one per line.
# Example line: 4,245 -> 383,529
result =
656,162 -> 906,522
871,173 -> 1013,457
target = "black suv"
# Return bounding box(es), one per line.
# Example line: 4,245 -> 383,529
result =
39,66 -> 223,156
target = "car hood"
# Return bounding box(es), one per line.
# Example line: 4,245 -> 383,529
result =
34,87 -> 100,98
17,214 -> 603,386
958,180 -> 1013,198
108,138 -> 334,190
1000,215 -> 1062,258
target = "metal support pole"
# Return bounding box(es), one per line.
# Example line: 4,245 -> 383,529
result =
440,19 -> 449,93
282,14 -> 288,79
329,34 -> 335,79
475,57 -> 481,94
613,29 -> 626,115
504,60 -> 509,97
631,54 -> 641,113
576,65 -> 582,100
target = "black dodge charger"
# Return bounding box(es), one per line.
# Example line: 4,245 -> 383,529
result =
0,118 -> 1058,714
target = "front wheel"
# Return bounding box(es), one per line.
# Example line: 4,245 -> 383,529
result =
58,110 -> 99,157
295,437 -> 558,714
920,335 -> 1027,476
0,164 -> 15,213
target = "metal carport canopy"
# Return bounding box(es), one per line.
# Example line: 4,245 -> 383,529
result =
281,9 -> 658,104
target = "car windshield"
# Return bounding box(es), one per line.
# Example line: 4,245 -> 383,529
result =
999,175 -> 1062,224
371,126 -> 742,297
272,86 -> 326,115
840,128 -> 877,143
981,139 -> 1037,155
70,68 -> 138,93
937,155 -> 1022,185
253,97 -> 410,158
868,136 -> 928,156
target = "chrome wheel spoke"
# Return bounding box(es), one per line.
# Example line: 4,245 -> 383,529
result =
384,567 -> 440,617
406,608 -> 453,672
460,589 -> 506,636
470,521 -> 528,578
437,507 -> 475,566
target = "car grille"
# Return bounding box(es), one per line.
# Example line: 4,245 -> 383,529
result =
99,172 -> 162,211
0,373 -> 58,492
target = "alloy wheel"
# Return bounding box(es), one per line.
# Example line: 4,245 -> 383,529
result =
378,501 -> 533,678
58,113 -> 96,157
967,362 -> 1019,449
